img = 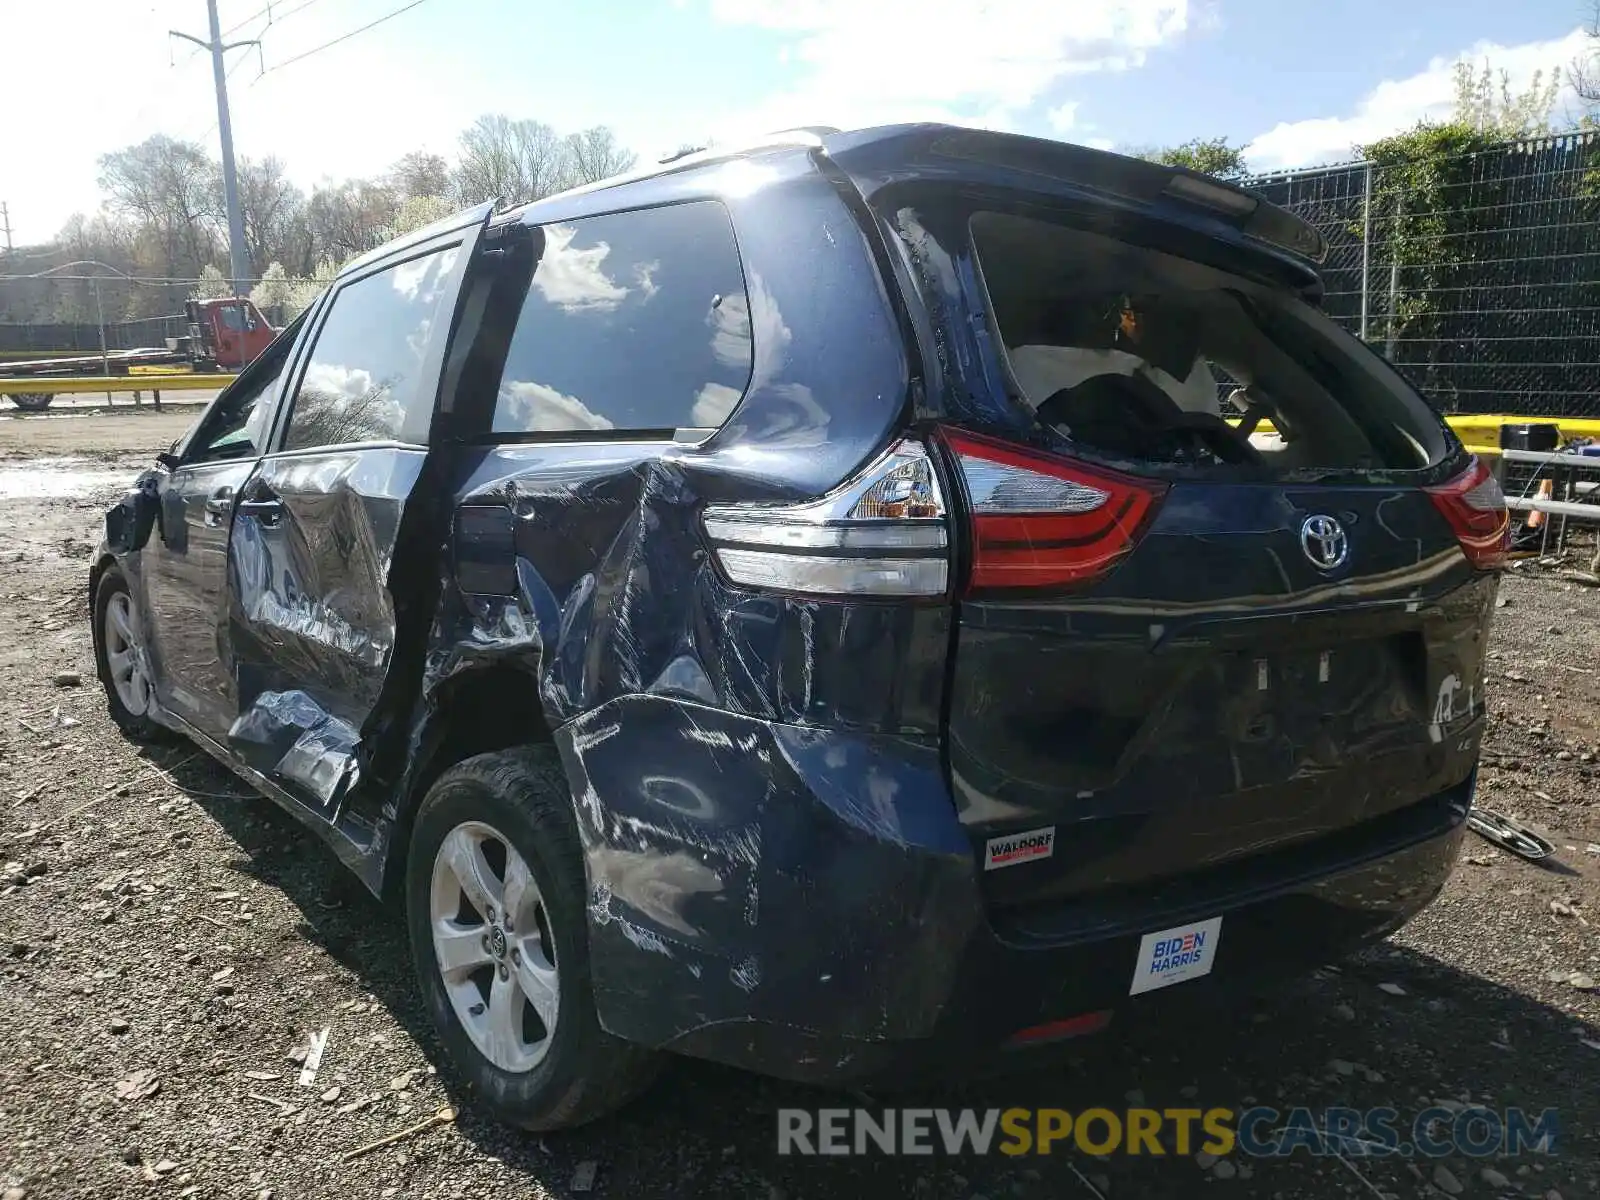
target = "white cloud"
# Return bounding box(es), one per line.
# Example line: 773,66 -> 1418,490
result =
302,362 -> 375,401
496,381 -> 615,432
1048,101 -> 1080,134
534,225 -> 630,312
707,292 -> 753,368
1084,137 -> 1117,151
691,383 -> 744,426
1247,28 -> 1589,172
705,0 -> 1188,138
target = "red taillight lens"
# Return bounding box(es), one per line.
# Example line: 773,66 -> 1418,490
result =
1426,456 -> 1509,571
940,430 -> 1168,592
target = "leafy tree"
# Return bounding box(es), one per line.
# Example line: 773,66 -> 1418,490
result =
196,264 -> 230,299
389,195 -> 457,237
250,261 -> 292,314
1140,137 -> 1250,182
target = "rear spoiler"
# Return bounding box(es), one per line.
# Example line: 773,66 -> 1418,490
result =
821,125 -> 1327,267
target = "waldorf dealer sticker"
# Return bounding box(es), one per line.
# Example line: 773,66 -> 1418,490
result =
984,826 -> 1056,871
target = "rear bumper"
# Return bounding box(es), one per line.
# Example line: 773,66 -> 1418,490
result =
554,696 -> 1471,1084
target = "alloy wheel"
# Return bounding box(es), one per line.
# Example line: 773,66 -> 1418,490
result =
103,591 -> 151,716
429,821 -> 560,1073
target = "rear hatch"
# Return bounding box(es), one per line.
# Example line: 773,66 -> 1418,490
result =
870,173 -> 1506,913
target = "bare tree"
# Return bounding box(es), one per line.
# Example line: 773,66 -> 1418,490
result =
563,126 -> 637,185
97,135 -> 221,278
305,179 -> 401,262
235,156 -> 306,279
389,151 -> 452,200
452,115 -> 570,207
1574,1 -> 1600,123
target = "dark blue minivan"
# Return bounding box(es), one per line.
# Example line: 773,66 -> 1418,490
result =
91,125 -> 1506,1129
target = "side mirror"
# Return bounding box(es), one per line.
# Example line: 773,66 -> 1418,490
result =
156,451 -> 182,471
105,474 -> 161,554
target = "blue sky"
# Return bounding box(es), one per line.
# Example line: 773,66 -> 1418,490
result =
3,0 -> 1595,244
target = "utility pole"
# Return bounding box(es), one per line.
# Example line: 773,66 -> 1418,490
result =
0,202 -> 12,255
171,3 -> 257,296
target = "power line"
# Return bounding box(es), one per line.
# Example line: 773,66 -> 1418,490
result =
220,0 -> 330,41
219,1 -> 275,38
260,0 -> 431,75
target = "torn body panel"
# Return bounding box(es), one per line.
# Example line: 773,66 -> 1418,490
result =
556,695 -> 977,1053
433,445 -> 950,734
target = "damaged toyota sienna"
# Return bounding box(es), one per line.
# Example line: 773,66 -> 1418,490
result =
90,125 -> 1506,1130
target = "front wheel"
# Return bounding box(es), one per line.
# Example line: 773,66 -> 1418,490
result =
405,746 -> 661,1130
91,565 -> 166,741
11,393 -> 53,412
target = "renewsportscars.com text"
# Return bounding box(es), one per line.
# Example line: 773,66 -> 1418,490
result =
777,1106 -> 1559,1159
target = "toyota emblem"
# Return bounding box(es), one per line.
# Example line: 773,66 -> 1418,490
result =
1300,514 -> 1349,570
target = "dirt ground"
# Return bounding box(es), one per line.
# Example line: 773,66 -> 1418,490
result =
0,406 -> 202,458
0,415 -> 1597,1200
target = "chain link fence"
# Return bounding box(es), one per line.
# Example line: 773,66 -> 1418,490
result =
1249,132 -> 1600,419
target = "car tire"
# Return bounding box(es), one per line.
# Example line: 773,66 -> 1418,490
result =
91,565 -> 167,742
405,745 -> 662,1130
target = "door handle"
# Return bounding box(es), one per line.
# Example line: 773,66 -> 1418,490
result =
203,486 -> 234,526
236,496 -> 285,526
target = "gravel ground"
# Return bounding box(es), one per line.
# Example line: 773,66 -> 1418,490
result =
0,418 -> 1597,1200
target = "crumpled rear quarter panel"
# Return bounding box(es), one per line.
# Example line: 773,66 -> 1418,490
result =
411,443 -> 964,1052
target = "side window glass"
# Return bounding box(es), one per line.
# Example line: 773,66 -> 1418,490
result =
492,201 -> 752,436
193,365 -> 283,461
282,246 -> 461,451
182,312 -> 307,464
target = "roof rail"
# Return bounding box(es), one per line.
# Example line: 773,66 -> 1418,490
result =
535,127 -> 843,206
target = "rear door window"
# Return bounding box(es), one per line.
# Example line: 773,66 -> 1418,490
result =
969,211 -> 1447,476
492,201 -> 753,437
281,246 -> 461,451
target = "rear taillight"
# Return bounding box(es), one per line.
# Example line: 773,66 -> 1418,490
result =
1426,456 -> 1509,571
940,429 -> 1167,592
701,440 -> 949,598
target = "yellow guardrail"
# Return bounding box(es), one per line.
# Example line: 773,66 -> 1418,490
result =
1238,413 -> 1600,449
1445,413 -> 1600,447
0,373 -> 232,396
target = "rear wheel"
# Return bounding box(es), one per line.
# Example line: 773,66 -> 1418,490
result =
91,566 -> 164,741
405,746 -> 660,1130
11,393 -> 53,412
